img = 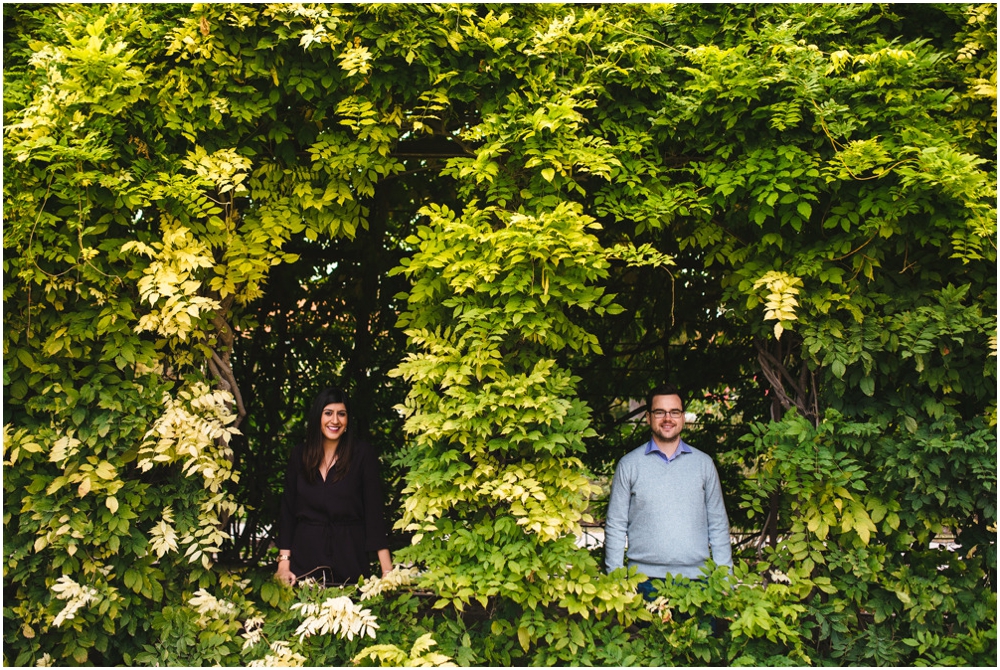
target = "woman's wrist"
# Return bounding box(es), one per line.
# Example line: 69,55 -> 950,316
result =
377,548 -> 392,576
277,552 -> 291,564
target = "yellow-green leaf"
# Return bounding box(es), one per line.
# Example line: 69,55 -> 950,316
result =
517,626 -> 530,651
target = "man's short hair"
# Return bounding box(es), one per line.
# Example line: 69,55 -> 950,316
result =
646,383 -> 685,412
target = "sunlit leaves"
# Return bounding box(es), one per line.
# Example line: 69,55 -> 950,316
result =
123,221 -> 221,343
49,576 -> 101,628
338,41 -> 374,78
149,508 -> 180,559
390,184 -> 640,631
353,632 -> 457,667
137,382 -> 240,493
135,381 -> 241,568
752,271 -> 803,339
180,146 -> 252,196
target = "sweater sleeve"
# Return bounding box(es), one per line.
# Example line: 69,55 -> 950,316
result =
276,445 -> 301,551
704,459 -> 733,570
604,458 -> 631,574
360,444 -> 390,552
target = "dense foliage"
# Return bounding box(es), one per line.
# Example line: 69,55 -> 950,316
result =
4,3 -> 995,666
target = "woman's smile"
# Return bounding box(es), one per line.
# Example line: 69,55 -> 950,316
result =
320,403 -> 348,442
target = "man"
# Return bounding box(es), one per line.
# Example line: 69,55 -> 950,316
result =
604,383 -> 732,584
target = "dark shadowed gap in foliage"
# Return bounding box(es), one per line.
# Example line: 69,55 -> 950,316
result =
221,168 -> 457,566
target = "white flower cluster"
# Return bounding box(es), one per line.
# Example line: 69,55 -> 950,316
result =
50,576 -> 100,627
243,616 -> 306,666
187,588 -> 238,623
291,595 -> 378,642
358,566 -> 419,602
644,595 -> 674,624
769,570 -> 791,585
242,616 -> 266,651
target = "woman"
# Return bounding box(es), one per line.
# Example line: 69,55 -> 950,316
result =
275,387 -> 392,586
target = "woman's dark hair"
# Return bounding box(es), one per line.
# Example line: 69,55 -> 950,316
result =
302,387 -> 356,484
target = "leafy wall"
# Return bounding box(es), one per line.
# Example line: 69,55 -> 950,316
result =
3,3 -> 995,666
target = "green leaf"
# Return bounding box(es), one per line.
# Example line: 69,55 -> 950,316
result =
517,626 -> 531,652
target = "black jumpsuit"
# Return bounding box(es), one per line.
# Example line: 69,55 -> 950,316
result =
277,441 -> 389,585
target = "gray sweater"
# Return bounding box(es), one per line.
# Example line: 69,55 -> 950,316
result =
604,440 -> 732,580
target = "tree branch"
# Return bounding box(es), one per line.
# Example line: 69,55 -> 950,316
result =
755,335 -> 819,426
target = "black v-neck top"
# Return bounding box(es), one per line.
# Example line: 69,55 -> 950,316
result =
276,440 -> 389,584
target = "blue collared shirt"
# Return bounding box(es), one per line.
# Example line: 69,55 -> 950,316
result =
644,438 -> 692,464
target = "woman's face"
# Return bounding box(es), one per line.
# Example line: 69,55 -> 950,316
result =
320,403 -> 348,444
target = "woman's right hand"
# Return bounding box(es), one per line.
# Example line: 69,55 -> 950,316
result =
276,561 -> 296,586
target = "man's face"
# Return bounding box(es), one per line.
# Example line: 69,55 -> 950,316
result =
647,393 -> 685,444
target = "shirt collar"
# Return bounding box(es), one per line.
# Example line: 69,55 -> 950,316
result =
644,438 -> 691,463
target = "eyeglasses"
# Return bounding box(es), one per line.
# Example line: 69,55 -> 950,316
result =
649,409 -> 684,419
